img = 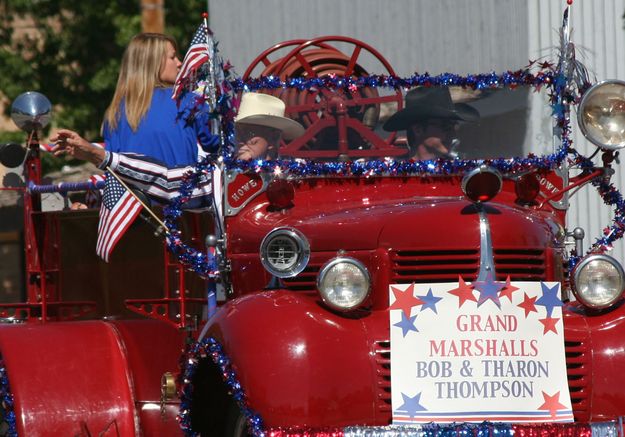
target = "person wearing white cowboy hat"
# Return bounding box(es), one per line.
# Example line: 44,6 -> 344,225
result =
383,86 -> 479,160
49,93 -> 307,208
234,92 -> 305,161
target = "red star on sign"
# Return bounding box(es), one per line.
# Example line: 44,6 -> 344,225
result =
447,277 -> 477,308
517,293 -> 538,318
538,391 -> 567,418
498,276 -> 520,302
389,283 -> 424,317
539,316 -> 560,334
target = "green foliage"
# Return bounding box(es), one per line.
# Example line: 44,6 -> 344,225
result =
0,0 -> 204,141
0,131 -> 25,144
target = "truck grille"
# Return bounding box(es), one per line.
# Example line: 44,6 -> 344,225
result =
374,340 -> 392,420
391,247 -> 546,283
564,332 -> 591,420
282,248 -> 547,291
281,262 -> 323,291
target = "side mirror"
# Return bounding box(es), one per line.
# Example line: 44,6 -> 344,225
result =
10,91 -> 52,133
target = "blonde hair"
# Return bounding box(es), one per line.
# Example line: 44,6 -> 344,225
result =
103,33 -> 178,132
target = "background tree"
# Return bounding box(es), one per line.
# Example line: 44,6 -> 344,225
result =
0,0 -> 203,141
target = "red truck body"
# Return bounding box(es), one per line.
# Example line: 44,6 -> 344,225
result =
2,9 -> 625,437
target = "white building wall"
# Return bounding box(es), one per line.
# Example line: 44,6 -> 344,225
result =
209,0 -> 625,262
528,0 -> 625,263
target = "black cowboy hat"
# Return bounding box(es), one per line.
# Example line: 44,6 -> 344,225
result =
383,87 -> 480,132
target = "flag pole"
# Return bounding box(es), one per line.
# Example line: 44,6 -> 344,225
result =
105,166 -> 168,232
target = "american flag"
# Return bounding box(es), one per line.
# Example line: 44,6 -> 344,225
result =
173,23 -> 211,99
96,174 -> 143,262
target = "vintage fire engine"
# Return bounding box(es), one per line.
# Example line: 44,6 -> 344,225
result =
2,6 -> 625,437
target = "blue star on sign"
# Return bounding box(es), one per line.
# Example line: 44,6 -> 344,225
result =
536,282 -> 563,317
417,288 -> 442,313
397,392 -> 427,417
473,273 -> 505,308
393,312 -> 418,337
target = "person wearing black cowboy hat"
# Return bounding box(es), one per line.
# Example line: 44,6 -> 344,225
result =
383,87 -> 480,160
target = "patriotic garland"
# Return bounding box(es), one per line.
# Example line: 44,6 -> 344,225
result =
0,357 -> 16,437
164,61 -> 625,278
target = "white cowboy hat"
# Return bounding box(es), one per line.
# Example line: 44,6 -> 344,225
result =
235,92 -> 305,140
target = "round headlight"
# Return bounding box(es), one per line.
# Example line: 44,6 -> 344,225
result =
577,80 -> 625,150
317,257 -> 370,311
260,227 -> 310,278
572,254 -> 625,309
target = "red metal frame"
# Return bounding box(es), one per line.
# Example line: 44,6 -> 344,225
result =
0,134 -> 97,322
125,217 -> 207,330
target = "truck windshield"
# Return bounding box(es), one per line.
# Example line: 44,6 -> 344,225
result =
275,85 -> 558,162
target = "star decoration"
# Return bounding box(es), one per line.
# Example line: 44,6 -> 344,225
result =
397,392 -> 427,417
389,284 -> 424,317
473,273 -> 505,308
537,391 -> 567,418
394,312 -> 419,337
539,316 -> 560,334
536,282 -> 564,317
498,276 -> 520,302
448,277 -> 477,308
518,293 -> 538,318
416,288 -> 442,313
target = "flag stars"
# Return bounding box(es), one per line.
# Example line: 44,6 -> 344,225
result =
539,316 -> 560,335
448,277 -> 477,308
417,288 -> 442,313
394,312 -> 419,337
498,276 -> 520,302
518,293 -> 538,318
536,282 -> 563,317
389,284 -> 424,317
473,273 -> 505,309
538,391 -> 567,418
397,392 -> 427,417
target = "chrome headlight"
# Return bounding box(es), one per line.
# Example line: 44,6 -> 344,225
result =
317,257 -> 370,311
577,80 -> 625,150
572,254 -> 625,309
260,227 -> 310,278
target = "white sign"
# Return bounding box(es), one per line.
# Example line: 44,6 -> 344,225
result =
390,277 -> 572,424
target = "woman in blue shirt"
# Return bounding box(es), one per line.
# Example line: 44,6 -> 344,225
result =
102,33 -> 218,166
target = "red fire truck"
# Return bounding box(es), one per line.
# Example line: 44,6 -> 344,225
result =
2,7 -> 625,437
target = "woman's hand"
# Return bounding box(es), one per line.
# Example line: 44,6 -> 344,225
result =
50,129 -> 106,166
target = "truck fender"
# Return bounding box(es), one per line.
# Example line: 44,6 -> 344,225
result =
194,290 -> 384,428
0,319 -> 185,436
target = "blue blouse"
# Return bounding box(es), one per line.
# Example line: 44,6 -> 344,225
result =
103,88 -> 219,167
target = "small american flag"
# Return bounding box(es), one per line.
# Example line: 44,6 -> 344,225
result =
96,174 -> 143,262
173,23 -> 211,99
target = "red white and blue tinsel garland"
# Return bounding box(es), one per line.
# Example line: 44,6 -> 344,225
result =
0,358 -> 16,437
178,336 -> 264,436
165,62 -> 625,277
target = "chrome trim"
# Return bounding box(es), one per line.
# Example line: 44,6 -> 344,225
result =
317,257 -> 371,312
476,204 -> 496,281
260,227 -> 310,278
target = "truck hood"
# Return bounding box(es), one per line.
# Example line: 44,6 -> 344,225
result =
230,197 -> 559,253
